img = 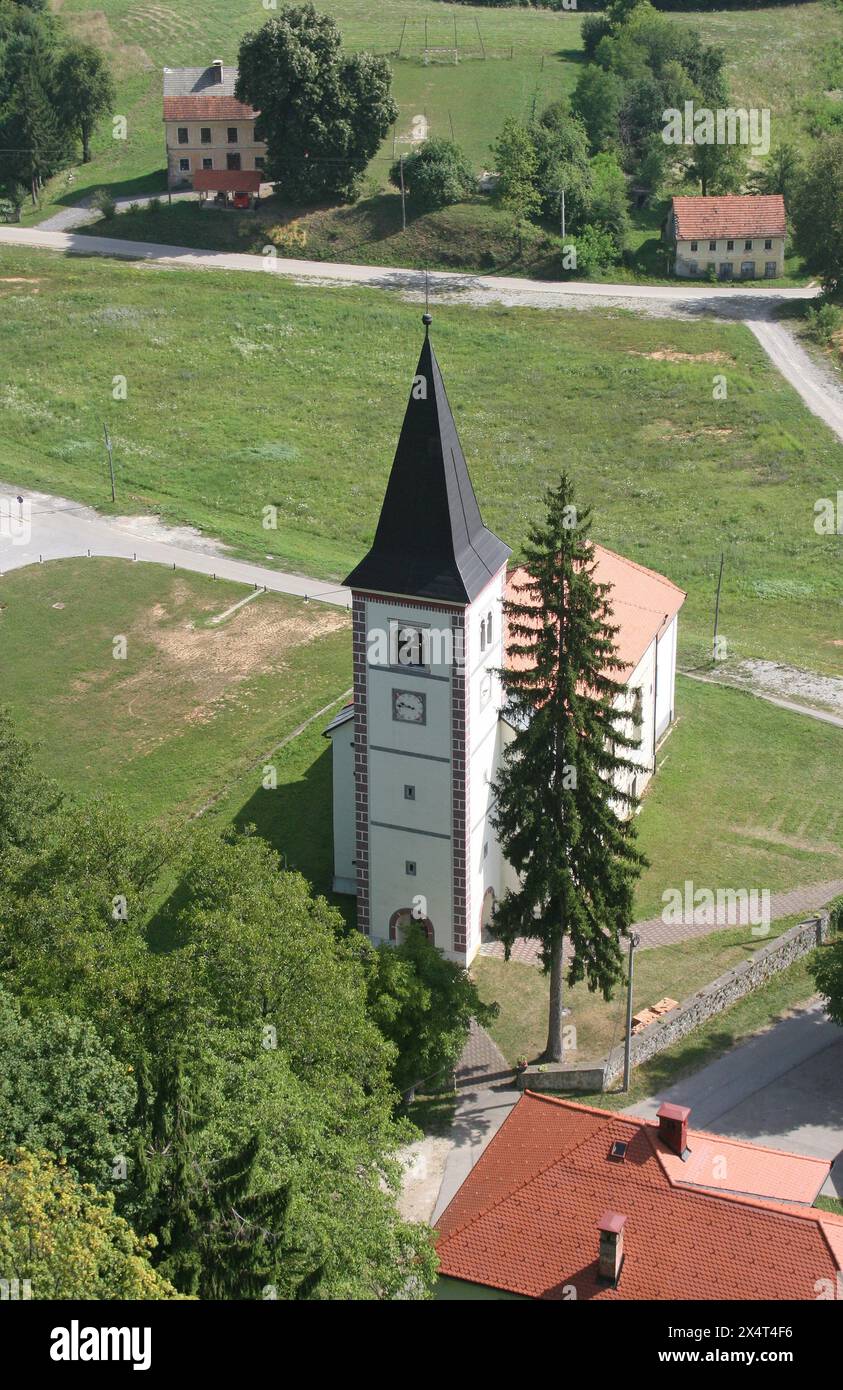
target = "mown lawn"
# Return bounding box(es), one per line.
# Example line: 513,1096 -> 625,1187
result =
474,913 -> 806,1068
0,558 -> 350,823
2,246 -> 841,676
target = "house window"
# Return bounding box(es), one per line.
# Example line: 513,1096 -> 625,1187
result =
179,157 -> 190,172
405,860 -> 417,877
226,152 -> 241,171
726,239 -> 734,251
741,260 -> 755,278
764,238 -> 772,250
708,240 -> 716,251
200,127 -> 211,144
227,127 -> 238,144
719,262 -> 733,280
744,239 -> 753,251
391,623 -> 426,669
688,261 -> 698,276
177,127 -> 188,144
765,261 -> 777,278
254,156 -> 265,170
202,158 -> 213,170
404,785 -> 415,801
690,240 -> 698,253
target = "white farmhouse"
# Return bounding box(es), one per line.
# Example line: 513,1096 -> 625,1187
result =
326,322 -> 685,965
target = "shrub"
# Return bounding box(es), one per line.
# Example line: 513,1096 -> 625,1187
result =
805,301 -> 842,345
829,895 -> 843,936
389,137 -> 475,213
90,187 -> 117,219
582,14 -> 611,60
571,222 -> 619,274
146,197 -> 162,214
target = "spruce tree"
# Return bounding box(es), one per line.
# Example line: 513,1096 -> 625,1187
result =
491,473 -> 648,1061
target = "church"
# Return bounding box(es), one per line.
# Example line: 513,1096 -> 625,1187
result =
325,319 -> 686,966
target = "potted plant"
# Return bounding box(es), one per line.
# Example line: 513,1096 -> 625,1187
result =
516,1055 -> 528,1074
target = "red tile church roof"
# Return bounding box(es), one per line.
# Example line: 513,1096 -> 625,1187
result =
506,544 -> 685,681
436,1092 -> 841,1301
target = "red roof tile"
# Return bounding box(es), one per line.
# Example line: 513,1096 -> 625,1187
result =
671,195 -> 786,241
163,96 -> 259,122
506,544 -> 685,681
436,1093 -> 841,1300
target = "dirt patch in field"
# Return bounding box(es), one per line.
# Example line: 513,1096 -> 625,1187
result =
628,349 -> 735,364
732,825 -> 843,855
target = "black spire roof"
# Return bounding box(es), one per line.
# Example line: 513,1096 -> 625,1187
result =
343,324 -> 511,605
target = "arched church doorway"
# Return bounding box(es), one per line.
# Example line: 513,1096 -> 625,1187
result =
389,908 -> 435,946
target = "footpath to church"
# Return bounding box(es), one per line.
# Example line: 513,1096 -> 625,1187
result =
479,877 -> 843,967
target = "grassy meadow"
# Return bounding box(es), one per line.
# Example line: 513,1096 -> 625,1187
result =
0,557 -> 351,824
2,244 -> 842,676
29,2 -> 843,226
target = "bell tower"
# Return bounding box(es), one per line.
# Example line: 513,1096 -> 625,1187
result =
343,316 -> 511,963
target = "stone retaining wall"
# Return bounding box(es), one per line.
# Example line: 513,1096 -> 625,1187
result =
518,912 -> 829,1094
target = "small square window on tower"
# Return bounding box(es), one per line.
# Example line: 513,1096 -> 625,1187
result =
404,784 -> 415,801
405,860 -> 417,877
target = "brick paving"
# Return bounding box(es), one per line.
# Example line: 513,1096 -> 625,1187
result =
479,878 -> 843,967
455,1018 -> 513,1088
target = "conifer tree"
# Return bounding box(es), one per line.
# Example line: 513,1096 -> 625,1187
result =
491,474 -> 648,1061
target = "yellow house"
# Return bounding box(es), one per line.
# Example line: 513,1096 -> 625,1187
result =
668,195 -> 786,280
163,60 -> 267,190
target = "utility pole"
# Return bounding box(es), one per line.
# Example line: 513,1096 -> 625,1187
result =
103,422 -> 116,503
399,154 -> 406,231
622,932 -> 641,1092
712,551 -> 725,663
560,188 -> 566,240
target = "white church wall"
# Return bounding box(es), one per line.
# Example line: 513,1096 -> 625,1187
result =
329,716 -> 356,894
465,569 -> 507,963
655,617 -> 678,740
369,822 -> 452,949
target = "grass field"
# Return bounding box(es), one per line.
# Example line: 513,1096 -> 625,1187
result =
475,912 -> 805,1067
0,557 -> 351,823
27,3 -> 843,226
1,244 -> 841,675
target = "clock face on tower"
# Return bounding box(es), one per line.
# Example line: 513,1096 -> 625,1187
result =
392,688 -> 426,725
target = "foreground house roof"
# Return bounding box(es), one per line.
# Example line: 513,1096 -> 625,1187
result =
507,548 -> 685,680
343,326 -> 511,605
436,1092 -> 842,1300
670,194 -> 786,241
192,169 -> 262,194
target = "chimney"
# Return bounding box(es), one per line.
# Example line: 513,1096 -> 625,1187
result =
597,1210 -> 626,1286
657,1101 -> 691,1158
211,58 -> 224,83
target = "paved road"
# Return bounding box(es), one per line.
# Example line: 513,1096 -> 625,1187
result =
0,484 -> 350,609
0,223 -> 815,306
746,310 -> 843,446
626,999 -> 843,1199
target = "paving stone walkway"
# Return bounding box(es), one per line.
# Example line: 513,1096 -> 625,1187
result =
479,878 -> 843,967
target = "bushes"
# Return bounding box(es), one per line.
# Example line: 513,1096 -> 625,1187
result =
805,302 -> 843,346
90,186 -> 116,219
389,137 -> 475,213
571,223 -> 620,273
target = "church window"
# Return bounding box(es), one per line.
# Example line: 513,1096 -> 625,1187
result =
391,622 -> 426,669
404,784 -> 415,801
405,860 -> 417,877
480,621 -> 486,653
485,612 -> 493,645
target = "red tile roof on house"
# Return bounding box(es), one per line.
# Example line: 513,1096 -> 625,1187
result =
671,195 -> 786,241
163,96 -> 259,122
436,1092 -> 842,1301
192,169 -> 262,194
506,544 -> 686,681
